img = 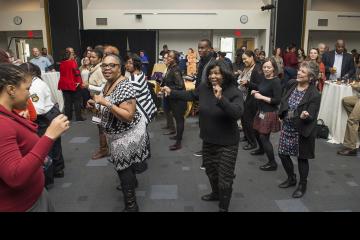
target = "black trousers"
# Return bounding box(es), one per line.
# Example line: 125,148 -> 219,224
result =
279,154 -> 309,184
81,88 -> 91,108
117,165 -> 137,190
202,142 -> 239,190
242,101 -> 258,147
169,99 -> 186,144
62,89 -> 82,121
36,116 -> 65,186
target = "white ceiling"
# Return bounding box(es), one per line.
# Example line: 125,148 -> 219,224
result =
84,0 -> 265,10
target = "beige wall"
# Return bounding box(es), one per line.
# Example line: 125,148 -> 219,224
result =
304,11 -> 360,52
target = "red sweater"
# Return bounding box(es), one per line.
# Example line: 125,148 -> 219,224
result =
284,52 -> 298,69
58,59 -> 82,91
0,105 -> 54,212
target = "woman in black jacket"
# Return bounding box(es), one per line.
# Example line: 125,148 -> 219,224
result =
162,60 -> 244,212
163,50 -> 187,151
278,61 -> 321,198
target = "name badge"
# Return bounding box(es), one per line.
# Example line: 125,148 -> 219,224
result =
91,116 -> 102,125
259,112 -> 265,120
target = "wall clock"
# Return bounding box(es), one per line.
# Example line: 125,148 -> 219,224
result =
14,16 -> 23,25
240,15 -> 248,24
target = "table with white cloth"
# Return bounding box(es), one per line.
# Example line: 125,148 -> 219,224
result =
318,82 -> 356,144
41,72 -> 64,112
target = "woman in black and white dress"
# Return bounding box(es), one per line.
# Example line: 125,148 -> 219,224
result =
87,54 -> 150,212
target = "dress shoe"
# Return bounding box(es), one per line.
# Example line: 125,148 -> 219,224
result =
292,183 -> 307,198
259,162 -> 277,171
250,149 -> 265,155
243,144 -> 256,151
54,170 -> 64,178
169,136 -> 178,140
194,151 -> 203,157
163,131 -> 176,135
201,192 -> 219,201
169,144 -> 182,151
337,148 -> 358,156
278,175 -> 297,188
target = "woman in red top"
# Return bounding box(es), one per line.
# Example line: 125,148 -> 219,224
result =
58,49 -> 85,121
306,48 -> 326,92
0,64 -> 69,212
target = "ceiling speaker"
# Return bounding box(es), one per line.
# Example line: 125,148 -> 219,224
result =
136,14 -> 142,20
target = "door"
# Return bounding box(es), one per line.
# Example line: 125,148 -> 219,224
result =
236,38 -> 255,51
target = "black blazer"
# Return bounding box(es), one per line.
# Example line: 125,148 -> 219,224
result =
163,65 -> 185,91
279,79 -> 321,138
322,50 -> 355,79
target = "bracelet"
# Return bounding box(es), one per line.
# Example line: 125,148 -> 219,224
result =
106,102 -> 113,110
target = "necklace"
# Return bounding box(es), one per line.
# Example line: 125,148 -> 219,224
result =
104,75 -> 122,97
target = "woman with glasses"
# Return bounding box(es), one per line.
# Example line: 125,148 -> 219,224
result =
87,54 -> 150,212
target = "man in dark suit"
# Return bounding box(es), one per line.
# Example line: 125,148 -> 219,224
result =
322,40 -> 355,80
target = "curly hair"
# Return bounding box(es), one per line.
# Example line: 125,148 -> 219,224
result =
0,64 -> 31,92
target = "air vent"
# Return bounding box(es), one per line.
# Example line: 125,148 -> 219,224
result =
318,19 -> 328,27
96,18 -> 108,26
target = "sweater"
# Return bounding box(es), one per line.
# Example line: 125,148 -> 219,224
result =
58,59 -> 82,91
252,76 -> 282,113
0,105 -> 54,212
171,82 -> 244,146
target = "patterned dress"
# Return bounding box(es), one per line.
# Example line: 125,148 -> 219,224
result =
278,88 -> 307,156
99,79 -> 150,171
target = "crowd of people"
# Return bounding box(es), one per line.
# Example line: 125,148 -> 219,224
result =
0,37 -> 360,212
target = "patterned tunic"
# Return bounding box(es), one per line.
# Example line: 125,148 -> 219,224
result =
278,88 -> 307,156
99,79 -> 150,171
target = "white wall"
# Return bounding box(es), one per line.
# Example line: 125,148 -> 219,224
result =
309,0 -> 360,12
83,9 -> 271,30
0,9 -> 48,49
304,11 -> 360,52
159,30 -> 211,55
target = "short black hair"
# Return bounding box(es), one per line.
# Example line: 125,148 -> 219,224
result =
91,48 -> 104,59
125,53 -> 142,70
200,39 -> 212,48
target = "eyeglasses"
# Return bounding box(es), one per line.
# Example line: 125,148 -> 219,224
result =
100,63 -> 120,69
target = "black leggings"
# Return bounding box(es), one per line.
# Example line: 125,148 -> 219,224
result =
279,154 -> 309,183
117,166 -> 137,190
255,131 -> 276,164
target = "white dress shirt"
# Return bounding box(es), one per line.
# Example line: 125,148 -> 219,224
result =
330,52 -> 343,80
30,76 -> 55,115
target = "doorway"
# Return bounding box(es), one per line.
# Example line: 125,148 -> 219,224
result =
236,38 -> 255,51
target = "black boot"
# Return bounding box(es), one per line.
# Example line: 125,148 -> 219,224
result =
292,182 -> 307,198
219,188 -> 233,212
122,188 -> 139,212
278,174 -> 297,188
117,178 -> 138,191
201,178 -> 219,201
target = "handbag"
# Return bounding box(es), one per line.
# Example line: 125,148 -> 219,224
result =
316,119 -> 329,139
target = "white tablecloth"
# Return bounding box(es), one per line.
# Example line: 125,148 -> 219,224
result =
41,72 -> 64,112
318,82 -> 356,144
